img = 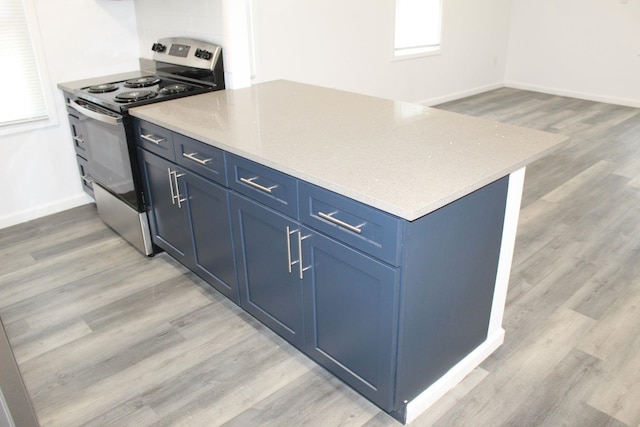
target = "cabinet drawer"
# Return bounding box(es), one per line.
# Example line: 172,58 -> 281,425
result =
226,154 -> 298,218
174,133 -> 226,185
133,119 -> 175,160
299,182 -> 402,266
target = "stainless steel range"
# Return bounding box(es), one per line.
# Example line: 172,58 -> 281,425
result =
60,37 -> 225,255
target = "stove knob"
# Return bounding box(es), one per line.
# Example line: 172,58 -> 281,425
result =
152,43 -> 166,53
200,50 -> 213,60
194,48 -> 203,58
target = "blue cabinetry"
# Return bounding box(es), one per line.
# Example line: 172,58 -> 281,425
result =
133,118 -> 510,419
230,193 -> 304,349
135,123 -> 238,301
300,229 -> 399,410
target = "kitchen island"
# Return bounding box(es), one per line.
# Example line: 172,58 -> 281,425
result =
129,80 -> 566,423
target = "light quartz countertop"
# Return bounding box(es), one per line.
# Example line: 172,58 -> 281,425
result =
130,80 -> 567,221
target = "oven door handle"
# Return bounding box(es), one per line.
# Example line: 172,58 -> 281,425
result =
67,100 -> 122,126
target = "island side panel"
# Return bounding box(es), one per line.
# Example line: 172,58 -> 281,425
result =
393,176 -> 509,410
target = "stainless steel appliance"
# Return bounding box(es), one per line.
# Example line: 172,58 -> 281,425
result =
62,37 -> 225,255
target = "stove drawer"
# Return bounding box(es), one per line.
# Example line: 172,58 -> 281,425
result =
174,133 -> 226,185
133,119 -> 175,161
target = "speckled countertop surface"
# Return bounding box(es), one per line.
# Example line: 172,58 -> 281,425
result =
130,80 -> 567,221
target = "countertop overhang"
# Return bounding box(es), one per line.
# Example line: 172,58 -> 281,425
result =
129,80 -> 567,221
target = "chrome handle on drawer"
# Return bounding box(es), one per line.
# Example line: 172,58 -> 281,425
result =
240,176 -> 278,194
183,152 -> 212,165
141,134 -> 166,145
81,175 -> 93,186
72,136 -> 84,144
317,211 -> 365,234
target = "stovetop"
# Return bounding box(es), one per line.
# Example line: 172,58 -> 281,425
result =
78,75 -> 213,113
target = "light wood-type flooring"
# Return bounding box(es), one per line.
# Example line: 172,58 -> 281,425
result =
1,88 -> 640,426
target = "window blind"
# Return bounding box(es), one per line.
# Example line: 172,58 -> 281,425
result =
394,0 -> 442,57
0,0 -> 48,127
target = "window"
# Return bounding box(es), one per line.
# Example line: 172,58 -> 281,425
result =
394,0 -> 442,58
0,0 -> 54,134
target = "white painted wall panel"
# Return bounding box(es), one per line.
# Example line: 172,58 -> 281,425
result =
506,0 -> 640,107
250,0 -> 513,105
0,0 -> 139,229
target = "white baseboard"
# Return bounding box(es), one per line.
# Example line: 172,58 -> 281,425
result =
504,81 -> 640,109
0,194 -> 92,230
417,82 -> 504,107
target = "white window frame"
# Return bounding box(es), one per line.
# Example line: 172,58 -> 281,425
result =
1,0 -> 58,137
392,0 -> 443,61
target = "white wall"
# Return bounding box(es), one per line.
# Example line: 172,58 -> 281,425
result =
250,0 -> 513,104
506,0 -> 640,107
0,0 -> 140,229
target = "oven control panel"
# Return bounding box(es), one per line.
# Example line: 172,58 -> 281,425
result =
152,37 -> 222,71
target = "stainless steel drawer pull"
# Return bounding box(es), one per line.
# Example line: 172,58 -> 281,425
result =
317,211 -> 364,234
81,175 -> 93,186
72,136 -> 84,144
183,152 -> 212,165
240,176 -> 278,194
141,134 -> 166,145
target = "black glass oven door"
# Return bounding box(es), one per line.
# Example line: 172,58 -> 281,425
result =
69,100 -> 137,208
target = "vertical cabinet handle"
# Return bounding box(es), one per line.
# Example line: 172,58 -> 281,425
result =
167,168 -> 186,208
286,226 -> 299,273
297,232 -> 311,279
168,168 -> 177,205
285,227 -> 310,279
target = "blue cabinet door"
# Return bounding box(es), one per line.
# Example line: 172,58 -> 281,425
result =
182,172 -> 238,302
301,229 -> 399,411
138,149 -> 192,262
230,193 -> 304,349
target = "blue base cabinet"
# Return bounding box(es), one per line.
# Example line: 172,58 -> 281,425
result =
137,141 -> 238,301
133,118 -> 509,419
230,193 -> 304,349
301,229 -> 400,410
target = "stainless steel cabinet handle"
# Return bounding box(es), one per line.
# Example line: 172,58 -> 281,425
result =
240,176 -> 278,194
286,226 -> 299,273
297,231 -> 311,279
81,175 -> 93,186
317,211 -> 365,234
183,152 -> 212,165
174,172 -> 186,208
72,136 -> 84,144
168,169 -> 186,208
141,134 -> 166,145
168,168 -> 177,205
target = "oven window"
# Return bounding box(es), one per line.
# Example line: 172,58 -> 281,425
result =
85,120 -> 135,199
